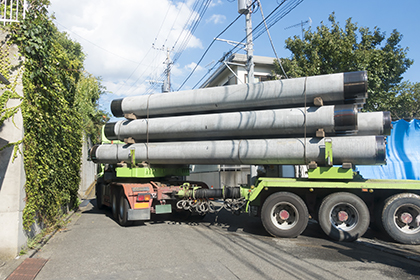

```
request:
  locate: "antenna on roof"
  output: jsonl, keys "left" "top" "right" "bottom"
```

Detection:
{"left": 285, "top": 17, "right": 312, "bottom": 39}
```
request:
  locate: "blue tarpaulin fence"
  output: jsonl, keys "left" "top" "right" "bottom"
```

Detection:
{"left": 357, "top": 119, "right": 420, "bottom": 180}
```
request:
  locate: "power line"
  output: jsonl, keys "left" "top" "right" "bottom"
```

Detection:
{"left": 253, "top": 0, "right": 304, "bottom": 40}
{"left": 113, "top": 46, "right": 153, "bottom": 95}
{"left": 257, "top": 0, "right": 288, "bottom": 78}
{"left": 54, "top": 20, "right": 141, "bottom": 65}
{"left": 120, "top": 0, "right": 207, "bottom": 96}
{"left": 140, "top": 0, "right": 212, "bottom": 95}
{"left": 153, "top": 2, "right": 173, "bottom": 46}
{"left": 187, "top": 0, "right": 304, "bottom": 89}
{"left": 176, "top": 9, "right": 244, "bottom": 91}
{"left": 171, "top": 0, "right": 212, "bottom": 66}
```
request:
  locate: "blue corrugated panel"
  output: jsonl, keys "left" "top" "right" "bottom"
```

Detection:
{"left": 357, "top": 119, "right": 420, "bottom": 180}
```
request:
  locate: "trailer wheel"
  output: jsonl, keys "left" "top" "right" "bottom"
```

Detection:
{"left": 261, "top": 192, "right": 309, "bottom": 238}
{"left": 318, "top": 192, "right": 369, "bottom": 242}
{"left": 381, "top": 193, "right": 420, "bottom": 245}
{"left": 111, "top": 189, "right": 119, "bottom": 220}
{"left": 118, "top": 188, "right": 131, "bottom": 226}
{"left": 96, "top": 180, "right": 105, "bottom": 210}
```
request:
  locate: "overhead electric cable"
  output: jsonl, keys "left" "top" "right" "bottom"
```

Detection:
{"left": 163, "top": 0, "right": 186, "bottom": 47}
{"left": 257, "top": 0, "right": 288, "bottom": 78}
{"left": 113, "top": 46, "right": 153, "bottom": 95}
{"left": 176, "top": 6, "right": 245, "bottom": 91}
{"left": 154, "top": 2, "right": 172, "bottom": 46}
{"left": 131, "top": 0, "right": 212, "bottom": 95}
{"left": 54, "top": 21, "right": 141, "bottom": 65}
{"left": 171, "top": 0, "right": 212, "bottom": 65}
{"left": 190, "top": 0, "right": 303, "bottom": 89}
{"left": 123, "top": 0, "right": 203, "bottom": 95}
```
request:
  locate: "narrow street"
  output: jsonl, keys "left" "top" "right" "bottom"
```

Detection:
{"left": 18, "top": 199, "right": 420, "bottom": 280}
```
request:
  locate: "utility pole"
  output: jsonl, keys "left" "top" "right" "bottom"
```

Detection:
{"left": 239, "top": 0, "right": 257, "bottom": 183}
{"left": 162, "top": 48, "right": 172, "bottom": 92}
{"left": 239, "top": 0, "right": 254, "bottom": 84}
{"left": 152, "top": 44, "right": 172, "bottom": 93}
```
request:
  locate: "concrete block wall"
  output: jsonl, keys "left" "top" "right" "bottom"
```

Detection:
{"left": 79, "top": 135, "right": 97, "bottom": 198}
{"left": 0, "top": 30, "right": 26, "bottom": 261}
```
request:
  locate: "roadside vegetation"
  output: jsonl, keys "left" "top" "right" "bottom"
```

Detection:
{"left": 0, "top": 0, "right": 108, "bottom": 232}
{"left": 275, "top": 13, "right": 419, "bottom": 120}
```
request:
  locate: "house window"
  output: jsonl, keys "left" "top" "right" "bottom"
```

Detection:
{"left": 244, "top": 74, "right": 273, "bottom": 83}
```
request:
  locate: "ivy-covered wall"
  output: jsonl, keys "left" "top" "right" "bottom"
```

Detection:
{"left": 10, "top": 8, "right": 83, "bottom": 230}
{"left": 0, "top": 1, "right": 108, "bottom": 241}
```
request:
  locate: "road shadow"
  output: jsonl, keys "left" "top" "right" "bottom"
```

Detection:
{"left": 82, "top": 198, "right": 416, "bottom": 242}
{"left": 83, "top": 197, "right": 420, "bottom": 275}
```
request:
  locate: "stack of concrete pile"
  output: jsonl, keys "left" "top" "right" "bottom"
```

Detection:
{"left": 90, "top": 71, "right": 391, "bottom": 167}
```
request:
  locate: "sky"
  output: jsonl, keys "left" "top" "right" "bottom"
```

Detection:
{"left": 48, "top": 0, "right": 420, "bottom": 116}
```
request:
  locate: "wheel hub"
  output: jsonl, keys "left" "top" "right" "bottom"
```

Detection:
{"left": 400, "top": 212, "right": 413, "bottom": 224}
{"left": 329, "top": 203, "right": 359, "bottom": 232}
{"left": 270, "top": 201, "right": 299, "bottom": 231}
{"left": 338, "top": 210, "right": 349, "bottom": 222}
{"left": 279, "top": 209, "right": 290, "bottom": 220}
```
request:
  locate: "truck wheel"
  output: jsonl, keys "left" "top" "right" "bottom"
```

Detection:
{"left": 111, "top": 189, "right": 119, "bottom": 220}
{"left": 96, "top": 181, "right": 105, "bottom": 210}
{"left": 261, "top": 192, "right": 309, "bottom": 238}
{"left": 118, "top": 188, "right": 131, "bottom": 226}
{"left": 318, "top": 192, "right": 369, "bottom": 242}
{"left": 381, "top": 193, "right": 420, "bottom": 245}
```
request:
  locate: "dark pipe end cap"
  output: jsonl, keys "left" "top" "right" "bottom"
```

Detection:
{"left": 89, "top": 144, "right": 99, "bottom": 163}
{"left": 104, "top": 122, "right": 117, "bottom": 140}
{"left": 383, "top": 111, "right": 392, "bottom": 136}
{"left": 111, "top": 99, "right": 124, "bottom": 117}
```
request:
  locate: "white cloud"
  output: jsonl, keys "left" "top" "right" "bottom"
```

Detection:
{"left": 185, "top": 62, "right": 204, "bottom": 72}
{"left": 49, "top": 0, "right": 204, "bottom": 100}
{"left": 206, "top": 14, "right": 226, "bottom": 24}
{"left": 209, "top": 0, "right": 223, "bottom": 8}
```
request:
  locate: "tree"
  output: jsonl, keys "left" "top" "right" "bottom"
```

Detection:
{"left": 390, "top": 81, "right": 420, "bottom": 120}
{"left": 75, "top": 73, "right": 109, "bottom": 144}
{"left": 275, "top": 13, "right": 413, "bottom": 115}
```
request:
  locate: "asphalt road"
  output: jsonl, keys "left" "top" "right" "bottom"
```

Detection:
{"left": 27, "top": 200, "right": 420, "bottom": 280}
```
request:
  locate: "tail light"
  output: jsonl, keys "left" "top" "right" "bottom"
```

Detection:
{"left": 137, "top": 194, "right": 151, "bottom": 202}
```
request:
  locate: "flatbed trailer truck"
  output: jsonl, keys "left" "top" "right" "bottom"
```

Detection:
{"left": 93, "top": 141, "right": 420, "bottom": 245}
{"left": 91, "top": 71, "right": 420, "bottom": 244}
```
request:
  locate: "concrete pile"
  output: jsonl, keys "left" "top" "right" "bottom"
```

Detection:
{"left": 90, "top": 71, "right": 391, "bottom": 167}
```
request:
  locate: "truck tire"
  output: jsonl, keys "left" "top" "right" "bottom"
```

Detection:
{"left": 96, "top": 181, "right": 105, "bottom": 210}
{"left": 261, "top": 192, "right": 309, "bottom": 238}
{"left": 318, "top": 192, "right": 369, "bottom": 242}
{"left": 111, "top": 188, "right": 119, "bottom": 220}
{"left": 381, "top": 193, "right": 420, "bottom": 245}
{"left": 118, "top": 188, "right": 132, "bottom": 226}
